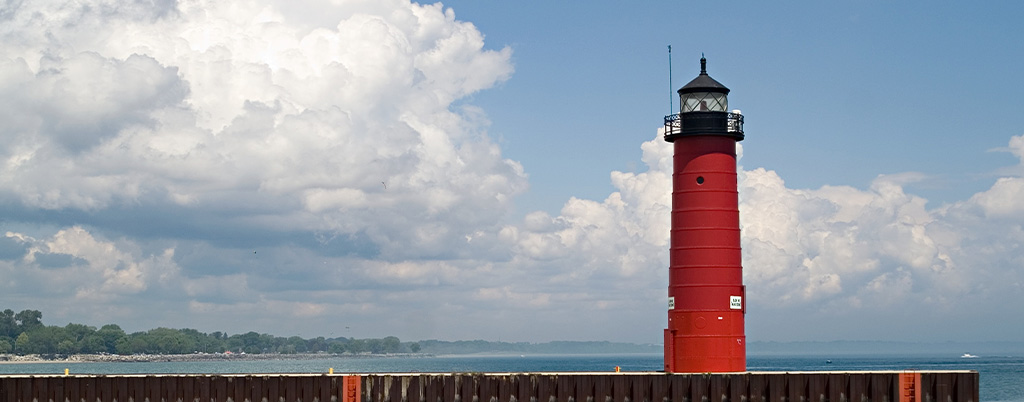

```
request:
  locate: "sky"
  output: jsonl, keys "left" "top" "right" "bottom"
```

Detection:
{"left": 0, "top": 0, "right": 1022, "bottom": 345}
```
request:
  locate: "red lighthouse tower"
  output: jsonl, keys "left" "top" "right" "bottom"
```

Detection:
{"left": 663, "top": 56, "right": 745, "bottom": 373}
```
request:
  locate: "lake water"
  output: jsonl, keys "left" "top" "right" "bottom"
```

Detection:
{"left": 1, "top": 354, "right": 1021, "bottom": 402}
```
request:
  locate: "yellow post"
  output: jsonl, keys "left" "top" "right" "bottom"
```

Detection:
{"left": 64, "top": 368, "right": 69, "bottom": 376}
{"left": 329, "top": 368, "right": 334, "bottom": 375}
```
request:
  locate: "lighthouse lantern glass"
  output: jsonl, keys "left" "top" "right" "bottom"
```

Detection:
{"left": 681, "top": 92, "right": 728, "bottom": 113}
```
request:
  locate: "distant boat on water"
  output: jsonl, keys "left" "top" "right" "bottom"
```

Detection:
{"left": 961, "top": 353, "right": 978, "bottom": 358}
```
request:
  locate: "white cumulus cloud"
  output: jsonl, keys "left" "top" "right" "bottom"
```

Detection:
{"left": 502, "top": 133, "right": 1024, "bottom": 341}
{"left": 0, "top": 0, "right": 523, "bottom": 260}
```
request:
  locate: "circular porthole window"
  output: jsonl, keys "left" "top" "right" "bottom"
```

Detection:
{"left": 696, "top": 176, "right": 705, "bottom": 184}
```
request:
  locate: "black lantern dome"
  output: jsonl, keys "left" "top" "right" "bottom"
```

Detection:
{"left": 678, "top": 57, "right": 729, "bottom": 112}
{"left": 664, "top": 56, "right": 744, "bottom": 142}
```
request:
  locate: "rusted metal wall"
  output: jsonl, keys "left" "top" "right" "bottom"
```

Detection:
{"left": 363, "top": 372, "right": 978, "bottom": 402}
{"left": 0, "top": 374, "right": 354, "bottom": 402}
{"left": 0, "top": 372, "right": 978, "bottom": 402}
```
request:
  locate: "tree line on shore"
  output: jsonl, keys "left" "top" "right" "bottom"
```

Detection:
{"left": 0, "top": 309, "right": 418, "bottom": 356}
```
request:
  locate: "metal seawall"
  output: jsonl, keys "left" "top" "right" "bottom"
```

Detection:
{"left": 1, "top": 371, "right": 978, "bottom": 402}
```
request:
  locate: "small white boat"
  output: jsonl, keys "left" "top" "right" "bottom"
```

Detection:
{"left": 961, "top": 353, "right": 978, "bottom": 358}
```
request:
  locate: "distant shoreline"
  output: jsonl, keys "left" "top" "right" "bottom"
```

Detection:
{"left": 0, "top": 352, "right": 427, "bottom": 365}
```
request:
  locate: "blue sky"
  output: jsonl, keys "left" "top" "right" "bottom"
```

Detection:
{"left": 0, "top": 0, "right": 1022, "bottom": 345}
{"left": 445, "top": 1, "right": 1023, "bottom": 214}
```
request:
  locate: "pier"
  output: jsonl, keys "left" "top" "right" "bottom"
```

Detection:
{"left": 1, "top": 371, "right": 978, "bottom": 402}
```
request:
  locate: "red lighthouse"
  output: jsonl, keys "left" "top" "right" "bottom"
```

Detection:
{"left": 663, "top": 56, "right": 745, "bottom": 373}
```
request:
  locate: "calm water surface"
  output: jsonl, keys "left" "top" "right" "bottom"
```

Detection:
{"left": 1, "top": 354, "right": 1021, "bottom": 402}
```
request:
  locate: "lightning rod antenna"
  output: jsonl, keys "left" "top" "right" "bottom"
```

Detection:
{"left": 668, "top": 45, "right": 673, "bottom": 115}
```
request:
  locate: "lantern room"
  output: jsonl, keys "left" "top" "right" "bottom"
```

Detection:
{"left": 664, "top": 56, "right": 743, "bottom": 142}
